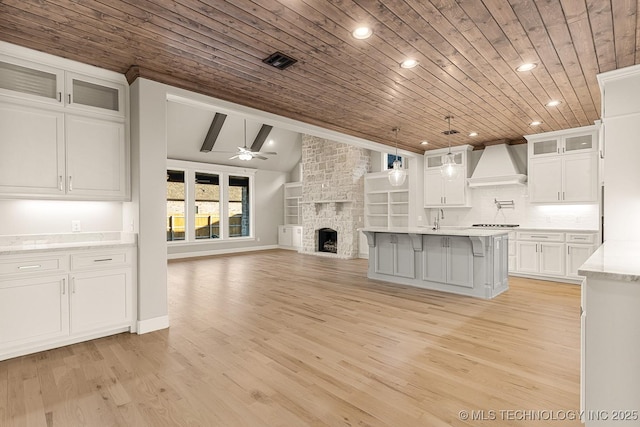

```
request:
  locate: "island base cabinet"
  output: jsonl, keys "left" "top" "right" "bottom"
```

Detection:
{"left": 70, "top": 269, "right": 132, "bottom": 334}
{"left": 0, "top": 275, "right": 69, "bottom": 348}
{"left": 423, "top": 236, "right": 473, "bottom": 288}
{"left": 583, "top": 278, "right": 640, "bottom": 426}
{"left": 374, "top": 233, "right": 415, "bottom": 279}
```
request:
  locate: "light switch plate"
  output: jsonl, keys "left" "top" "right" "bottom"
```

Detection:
{"left": 71, "top": 220, "right": 81, "bottom": 232}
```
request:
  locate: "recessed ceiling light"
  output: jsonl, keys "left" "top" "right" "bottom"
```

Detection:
{"left": 400, "top": 59, "right": 419, "bottom": 69}
{"left": 530, "top": 120, "right": 542, "bottom": 126}
{"left": 469, "top": 132, "right": 478, "bottom": 137}
{"left": 420, "top": 140, "right": 429, "bottom": 145}
{"left": 352, "top": 26, "right": 372, "bottom": 39}
{"left": 546, "top": 100, "right": 561, "bottom": 107}
{"left": 516, "top": 63, "right": 537, "bottom": 72}
{"left": 268, "top": 139, "right": 274, "bottom": 145}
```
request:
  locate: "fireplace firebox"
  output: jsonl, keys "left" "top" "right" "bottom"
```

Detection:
{"left": 317, "top": 228, "right": 338, "bottom": 253}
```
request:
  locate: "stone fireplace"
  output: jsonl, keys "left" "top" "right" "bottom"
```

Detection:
{"left": 301, "top": 135, "right": 370, "bottom": 259}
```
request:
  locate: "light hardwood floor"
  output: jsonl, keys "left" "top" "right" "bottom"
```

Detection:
{"left": 0, "top": 249, "right": 582, "bottom": 426}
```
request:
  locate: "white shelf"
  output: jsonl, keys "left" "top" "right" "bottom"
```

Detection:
{"left": 283, "top": 182, "right": 302, "bottom": 225}
{"left": 364, "top": 171, "right": 409, "bottom": 228}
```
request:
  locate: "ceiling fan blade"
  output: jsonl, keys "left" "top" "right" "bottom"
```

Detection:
{"left": 229, "top": 154, "right": 240, "bottom": 160}
{"left": 253, "top": 154, "right": 268, "bottom": 160}
{"left": 257, "top": 151, "right": 277, "bottom": 155}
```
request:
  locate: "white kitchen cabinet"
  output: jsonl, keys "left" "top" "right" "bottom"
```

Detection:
{"left": 423, "top": 235, "right": 473, "bottom": 288}
{"left": 515, "top": 231, "right": 566, "bottom": 276}
{"left": 0, "top": 274, "right": 69, "bottom": 348}
{"left": 0, "top": 55, "right": 125, "bottom": 118}
{"left": 567, "top": 244, "right": 597, "bottom": 277}
{"left": 278, "top": 225, "right": 303, "bottom": 250}
{"left": 0, "top": 48, "right": 129, "bottom": 201}
{"left": 526, "top": 125, "right": 599, "bottom": 204}
{"left": 424, "top": 145, "right": 472, "bottom": 208}
{"left": 0, "top": 103, "right": 65, "bottom": 196}
{"left": 0, "top": 246, "right": 135, "bottom": 361}
{"left": 70, "top": 268, "right": 132, "bottom": 334}
{"left": 65, "top": 115, "right": 127, "bottom": 198}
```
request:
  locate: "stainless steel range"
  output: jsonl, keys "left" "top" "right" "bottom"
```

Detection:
{"left": 471, "top": 224, "right": 520, "bottom": 228}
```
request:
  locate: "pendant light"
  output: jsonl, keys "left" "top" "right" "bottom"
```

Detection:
{"left": 440, "top": 115, "right": 460, "bottom": 180}
{"left": 388, "top": 127, "right": 406, "bottom": 187}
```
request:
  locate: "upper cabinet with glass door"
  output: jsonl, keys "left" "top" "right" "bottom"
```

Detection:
{"left": 527, "top": 125, "right": 598, "bottom": 158}
{"left": 0, "top": 55, "right": 125, "bottom": 118}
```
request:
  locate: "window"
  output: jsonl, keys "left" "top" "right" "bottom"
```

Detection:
{"left": 166, "top": 170, "right": 185, "bottom": 241}
{"left": 195, "top": 172, "right": 220, "bottom": 240}
{"left": 228, "top": 175, "right": 250, "bottom": 237}
{"left": 166, "top": 159, "right": 255, "bottom": 243}
{"left": 384, "top": 153, "right": 404, "bottom": 170}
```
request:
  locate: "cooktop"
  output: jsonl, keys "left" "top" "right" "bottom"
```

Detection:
{"left": 471, "top": 224, "right": 520, "bottom": 228}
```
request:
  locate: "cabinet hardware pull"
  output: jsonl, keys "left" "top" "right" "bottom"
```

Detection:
{"left": 72, "top": 278, "right": 76, "bottom": 294}
{"left": 57, "top": 92, "right": 62, "bottom": 102}
{"left": 68, "top": 93, "right": 71, "bottom": 104}
{"left": 59, "top": 175, "right": 63, "bottom": 191}
{"left": 562, "top": 191, "right": 565, "bottom": 200}
{"left": 18, "top": 264, "right": 41, "bottom": 269}
{"left": 62, "top": 278, "right": 66, "bottom": 295}
{"left": 94, "top": 258, "right": 113, "bottom": 262}
{"left": 530, "top": 235, "right": 548, "bottom": 238}
{"left": 540, "top": 244, "right": 543, "bottom": 253}
{"left": 573, "top": 237, "right": 587, "bottom": 240}
{"left": 68, "top": 176, "right": 73, "bottom": 191}
{"left": 557, "top": 192, "right": 560, "bottom": 200}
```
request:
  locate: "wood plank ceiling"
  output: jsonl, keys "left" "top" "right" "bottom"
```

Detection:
{"left": 0, "top": 0, "right": 638, "bottom": 153}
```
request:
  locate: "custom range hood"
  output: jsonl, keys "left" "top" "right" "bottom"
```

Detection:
{"left": 467, "top": 143, "right": 527, "bottom": 187}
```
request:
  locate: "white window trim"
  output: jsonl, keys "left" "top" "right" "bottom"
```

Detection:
{"left": 382, "top": 153, "right": 405, "bottom": 170}
{"left": 167, "top": 159, "right": 256, "bottom": 244}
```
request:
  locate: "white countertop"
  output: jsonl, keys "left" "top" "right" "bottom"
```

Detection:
{"left": 578, "top": 241, "right": 640, "bottom": 282}
{"left": 0, "top": 232, "right": 137, "bottom": 255}
{"left": 360, "top": 226, "right": 509, "bottom": 237}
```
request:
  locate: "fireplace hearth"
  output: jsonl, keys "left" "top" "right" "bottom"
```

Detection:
{"left": 317, "top": 228, "right": 338, "bottom": 254}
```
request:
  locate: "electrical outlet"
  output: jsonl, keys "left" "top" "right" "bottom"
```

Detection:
{"left": 71, "top": 220, "right": 81, "bottom": 232}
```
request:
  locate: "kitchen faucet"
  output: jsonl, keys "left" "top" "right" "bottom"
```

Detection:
{"left": 433, "top": 209, "right": 444, "bottom": 230}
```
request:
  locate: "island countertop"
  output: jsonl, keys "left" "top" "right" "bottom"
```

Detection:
{"left": 578, "top": 241, "right": 640, "bottom": 282}
{"left": 359, "top": 226, "right": 509, "bottom": 238}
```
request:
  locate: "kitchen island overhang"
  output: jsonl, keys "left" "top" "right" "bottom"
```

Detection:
{"left": 360, "top": 227, "right": 509, "bottom": 299}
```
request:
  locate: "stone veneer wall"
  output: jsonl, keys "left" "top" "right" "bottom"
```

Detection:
{"left": 301, "top": 135, "right": 370, "bottom": 258}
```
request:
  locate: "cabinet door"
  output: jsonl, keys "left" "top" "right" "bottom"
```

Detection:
{"left": 0, "top": 275, "right": 69, "bottom": 348}
{"left": 516, "top": 241, "right": 539, "bottom": 273}
{"left": 530, "top": 138, "right": 560, "bottom": 157}
{"left": 539, "top": 243, "right": 565, "bottom": 276}
{"left": 529, "top": 157, "right": 563, "bottom": 203}
{"left": 0, "top": 103, "right": 65, "bottom": 196}
{"left": 65, "top": 72, "right": 125, "bottom": 117}
{"left": 278, "top": 226, "right": 292, "bottom": 247}
{"left": 291, "top": 227, "right": 303, "bottom": 248}
{"left": 0, "top": 57, "right": 64, "bottom": 105}
{"left": 562, "top": 153, "right": 598, "bottom": 202}
{"left": 394, "top": 234, "right": 415, "bottom": 279}
{"left": 65, "top": 115, "right": 127, "bottom": 199}
{"left": 424, "top": 171, "right": 444, "bottom": 207}
{"left": 70, "top": 269, "right": 131, "bottom": 334}
{"left": 442, "top": 173, "right": 466, "bottom": 205}
{"left": 447, "top": 236, "right": 473, "bottom": 288}
{"left": 567, "top": 244, "right": 596, "bottom": 277}
{"left": 422, "top": 236, "right": 446, "bottom": 283}
{"left": 374, "top": 234, "right": 395, "bottom": 275}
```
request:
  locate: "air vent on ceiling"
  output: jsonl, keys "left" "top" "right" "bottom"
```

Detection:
{"left": 443, "top": 129, "right": 460, "bottom": 135}
{"left": 263, "top": 52, "right": 297, "bottom": 70}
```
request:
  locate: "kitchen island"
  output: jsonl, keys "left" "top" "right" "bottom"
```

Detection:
{"left": 360, "top": 227, "right": 509, "bottom": 299}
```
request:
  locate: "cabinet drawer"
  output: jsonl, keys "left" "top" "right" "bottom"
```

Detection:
{"left": 516, "top": 232, "right": 564, "bottom": 242}
{"left": 71, "top": 250, "right": 131, "bottom": 270}
{"left": 566, "top": 233, "right": 597, "bottom": 244}
{"left": 0, "top": 255, "right": 68, "bottom": 277}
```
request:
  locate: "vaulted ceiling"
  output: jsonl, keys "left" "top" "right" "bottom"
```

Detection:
{"left": 1, "top": 1, "right": 637, "bottom": 153}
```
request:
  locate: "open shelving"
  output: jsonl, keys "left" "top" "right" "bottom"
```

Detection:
{"left": 364, "top": 171, "right": 409, "bottom": 228}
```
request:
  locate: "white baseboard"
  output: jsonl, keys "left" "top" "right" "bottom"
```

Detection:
{"left": 137, "top": 315, "right": 170, "bottom": 334}
{"left": 167, "top": 244, "right": 279, "bottom": 260}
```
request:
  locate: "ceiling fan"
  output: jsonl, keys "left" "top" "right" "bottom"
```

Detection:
{"left": 224, "top": 120, "right": 277, "bottom": 161}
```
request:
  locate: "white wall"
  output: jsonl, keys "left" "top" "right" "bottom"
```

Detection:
{"left": 0, "top": 200, "right": 123, "bottom": 235}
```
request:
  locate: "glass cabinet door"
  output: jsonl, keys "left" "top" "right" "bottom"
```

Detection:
{"left": 0, "top": 58, "right": 63, "bottom": 104}
{"left": 66, "top": 72, "right": 125, "bottom": 117}
{"left": 565, "top": 133, "right": 595, "bottom": 153}
{"left": 531, "top": 138, "right": 560, "bottom": 156}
